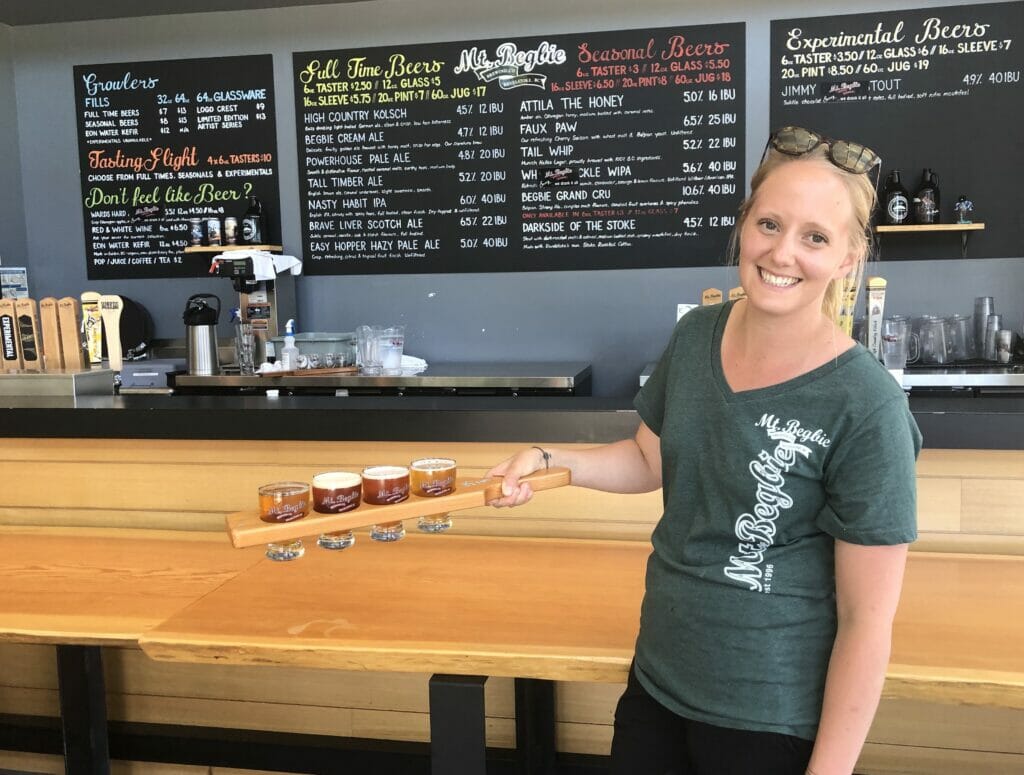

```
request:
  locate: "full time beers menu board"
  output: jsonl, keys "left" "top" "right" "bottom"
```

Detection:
{"left": 74, "top": 55, "right": 280, "bottom": 279}
{"left": 295, "top": 24, "right": 745, "bottom": 274}
{"left": 770, "top": 2, "right": 1023, "bottom": 260}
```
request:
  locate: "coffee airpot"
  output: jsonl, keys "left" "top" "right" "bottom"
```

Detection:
{"left": 183, "top": 293, "right": 221, "bottom": 376}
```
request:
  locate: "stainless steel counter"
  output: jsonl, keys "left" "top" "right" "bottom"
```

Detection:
{"left": 901, "top": 365, "right": 1024, "bottom": 389}
{"left": 172, "top": 361, "right": 592, "bottom": 396}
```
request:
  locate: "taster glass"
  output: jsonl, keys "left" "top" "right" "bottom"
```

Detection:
{"left": 312, "top": 471, "right": 361, "bottom": 550}
{"left": 258, "top": 481, "right": 310, "bottom": 561}
{"left": 362, "top": 465, "right": 409, "bottom": 541}
{"left": 410, "top": 457, "right": 456, "bottom": 533}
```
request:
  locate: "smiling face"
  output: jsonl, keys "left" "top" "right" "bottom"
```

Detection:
{"left": 738, "top": 158, "right": 858, "bottom": 322}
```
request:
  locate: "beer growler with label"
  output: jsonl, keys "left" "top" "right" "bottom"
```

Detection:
{"left": 913, "top": 168, "right": 940, "bottom": 224}
{"left": 882, "top": 170, "right": 910, "bottom": 225}
{"left": 242, "top": 195, "right": 267, "bottom": 245}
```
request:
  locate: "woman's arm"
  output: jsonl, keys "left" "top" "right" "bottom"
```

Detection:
{"left": 487, "top": 421, "right": 662, "bottom": 507}
{"left": 806, "top": 540, "right": 909, "bottom": 775}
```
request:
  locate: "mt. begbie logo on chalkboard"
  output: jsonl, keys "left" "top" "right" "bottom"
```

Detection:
{"left": 454, "top": 41, "right": 566, "bottom": 90}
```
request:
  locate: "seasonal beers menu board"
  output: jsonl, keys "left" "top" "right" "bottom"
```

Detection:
{"left": 295, "top": 23, "right": 745, "bottom": 274}
{"left": 74, "top": 55, "right": 280, "bottom": 279}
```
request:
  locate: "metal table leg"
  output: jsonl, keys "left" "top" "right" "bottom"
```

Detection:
{"left": 428, "top": 674, "right": 487, "bottom": 775}
{"left": 56, "top": 645, "right": 111, "bottom": 775}
{"left": 515, "top": 678, "right": 556, "bottom": 775}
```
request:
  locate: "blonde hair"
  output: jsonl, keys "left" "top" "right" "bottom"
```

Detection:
{"left": 728, "top": 145, "right": 877, "bottom": 323}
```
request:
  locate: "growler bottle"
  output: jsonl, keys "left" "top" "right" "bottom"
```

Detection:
{"left": 882, "top": 170, "right": 910, "bottom": 225}
{"left": 242, "top": 195, "right": 266, "bottom": 245}
{"left": 913, "top": 168, "right": 940, "bottom": 224}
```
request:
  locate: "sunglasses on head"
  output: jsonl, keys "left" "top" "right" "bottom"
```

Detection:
{"left": 768, "top": 126, "right": 881, "bottom": 175}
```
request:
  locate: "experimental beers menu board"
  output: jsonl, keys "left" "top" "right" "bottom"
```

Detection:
{"left": 74, "top": 55, "right": 280, "bottom": 279}
{"left": 770, "top": 2, "right": 1023, "bottom": 259}
{"left": 294, "top": 24, "right": 745, "bottom": 275}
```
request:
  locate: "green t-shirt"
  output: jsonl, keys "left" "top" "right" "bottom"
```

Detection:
{"left": 633, "top": 301, "right": 922, "bottom": 740}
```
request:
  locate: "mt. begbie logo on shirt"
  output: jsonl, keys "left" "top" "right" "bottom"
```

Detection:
{"left": 723, "top": 414, "right": 831, "bottom": 594}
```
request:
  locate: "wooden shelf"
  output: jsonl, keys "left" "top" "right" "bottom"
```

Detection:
{"left": 875, "top": 223, "right": 985, "bottom": 233}
{"left": 183, "top": 244, "right": 283, "bottom": 253}
{"left": 874, "top": 223, "right": 986, "bottom": 258}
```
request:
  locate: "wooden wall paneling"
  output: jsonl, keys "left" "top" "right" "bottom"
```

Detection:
{"left": 0, "top": 642, "right": 56, "bottom": 689}
{"left": 0, "top": 506, "right": 225, "bottom": 531}
{"left": 0, "top": 750, "right": 66, "bottom": 774}
{"left": 0, "top": 437, "right": 572, "bottom": 468}
{"left": 105, "top": 647, "right": 515, "bottom": 717}
{"left": 915, "top": 476, "right": 962, "bottom": 533}
{"left": 913, "top": 532, "right": 1024, "bottom": 555}
{"left": 0, "top": 684, "right": 59, "bottom": 716}
{"left": 869, "top": 698, "right": 1024, "bottom": 753}
{"left": 916, "top": 449, "right": 1024, "bottom": 480}
{"left": 856, "top": 743, "right": 1024, "bottom": 774}
{"left": 0, "top": 752, "right": 302, "bottom": 775}
{"left": 961, "top": 478, "right": 1024, "bottom": 535}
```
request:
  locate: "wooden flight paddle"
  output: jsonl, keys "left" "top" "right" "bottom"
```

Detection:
{"left": 226, "top": 466, "right": 571, "bottom": 549}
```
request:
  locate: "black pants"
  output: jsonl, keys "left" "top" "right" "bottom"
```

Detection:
{"left": 610, "top": 664, "right": 815, "bottom": 775}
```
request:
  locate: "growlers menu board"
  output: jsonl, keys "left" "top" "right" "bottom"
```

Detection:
{"left": 74, "top": 55, "right": 280, "bottom": 279}
{"left": 770, "top": 2, "right": 1023, "bottom": 260}
{"left": 295, "top": 24, "right": 745, "bottom": 275}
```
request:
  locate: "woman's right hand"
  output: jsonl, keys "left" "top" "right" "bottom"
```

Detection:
{"left": 485, "top": 447, "right": 549, "bottom": 508}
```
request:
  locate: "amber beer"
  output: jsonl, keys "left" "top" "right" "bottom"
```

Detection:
{"left": 362, "top": 465, "right": 409, "bottom": 542}
{"left": 258, "top": 482, "right": 310, "bottom": 523}
{"left": 313, "top": 471, "right": 360, "bottom": 550}
{"left": 410, "top": 457, "right": 456, "bottom": 533}
{"left": 361, "top": 465, "right": 410, "bottom": 504}
{"left": 410, "top": 457, "right": 456, "bottom": 496}
{"left": 312, "top": 471, "right": 362, "bottom": 513}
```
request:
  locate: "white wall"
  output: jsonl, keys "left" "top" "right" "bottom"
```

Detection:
{"left": 9, "top": 0, "right": 1024, "bottom": 395}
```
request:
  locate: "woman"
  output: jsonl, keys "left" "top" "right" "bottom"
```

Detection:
{"left": 488, "top": 127, "right": 922, "bottom": 775}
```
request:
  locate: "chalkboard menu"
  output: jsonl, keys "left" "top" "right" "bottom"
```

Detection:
{"left": 294, "top": 24, "right": 745, "bottom": 275}
{"left": 770, "top": 2, "right": 1023, "bottom": 260}
{"left": 74, "top": 55, "right": 280, "bottom": 279}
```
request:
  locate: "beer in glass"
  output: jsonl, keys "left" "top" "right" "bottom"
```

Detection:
{"left": 258, "top": 481, "right": 310, "bottom": 560}
{"left": 362, "top": 465, "right": 409, "bottom": 541}
{"left": 313, "top": 471, "right": 361, "bottom": 550}
{"left": 410, "top": 457, "right": 456, "bottom": 532}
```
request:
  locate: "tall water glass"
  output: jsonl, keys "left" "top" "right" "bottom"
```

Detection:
{"left": 235, "top": 322, "right": 256, "bottom": 375}
{"left": 357, "top": 325, "right": 383, "bottom": 375}
{"left": 945, "top": 314, "right": 972, "bottom": 362}
{"left": 973, "top": 297, "right": 994, "bottom": 360}
{"left": 984, "top": 314, "right": 1004, "bottom": 361}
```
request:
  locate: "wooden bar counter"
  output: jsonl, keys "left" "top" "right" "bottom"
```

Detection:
{"left": 138, "top": 537, "right": 1024, "bottom": 708}
{"left": 2, "top": 397, "right": 1023, "bottom": 773}
{"left": 0, "top": 526, "right": 263, "bottom": 646}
